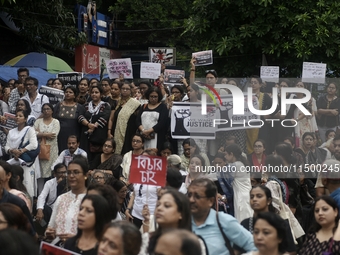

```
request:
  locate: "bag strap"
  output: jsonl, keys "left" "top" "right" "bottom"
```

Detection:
{"left": 216, "top": 210, "right": 235, "bottom": 255}
{"left": 19, "top": 127, "right": 30, "bottom": 148}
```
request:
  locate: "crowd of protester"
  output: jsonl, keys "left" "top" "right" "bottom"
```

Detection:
{"left": 0, "top": 62, "right": 340, "bottom": 255}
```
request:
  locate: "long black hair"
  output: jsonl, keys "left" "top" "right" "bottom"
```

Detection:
{"left": 250, "top": 185, "right": 276, "bottom": 213}
{"left": 225, "top": 143, "right": 249, "bottom": 166}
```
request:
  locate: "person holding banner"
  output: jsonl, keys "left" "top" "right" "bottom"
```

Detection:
{"left": 111, "top": 82, "right": 141, "bottom": 155}
{"left": 137, "top": 87, "right": 169, "bottom": 150}
{"left": 53, "top": 86, "right": 85, "bottom": 152}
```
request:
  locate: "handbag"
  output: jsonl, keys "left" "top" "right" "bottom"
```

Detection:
{"left": 18, "top": 127, "right": 40, "bottom": 164}
{"left": 39, "top": 137, "right": 50, "bottom": 160}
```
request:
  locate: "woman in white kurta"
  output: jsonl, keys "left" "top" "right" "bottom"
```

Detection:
{"left": 5, "top": 109, "right": 40, "bottom": 198}
{"left": 225, "top": 144, "right": 253, "bottom": 222}
{"left": 34, "top": 103, "right": 60, "bottom": 178}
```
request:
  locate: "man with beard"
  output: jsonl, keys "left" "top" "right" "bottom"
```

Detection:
{"left": 188, "top": 178, "right": 256, "bottom": 255}
{"left": 51, "top": 135, "right": 87, "bottom": 170}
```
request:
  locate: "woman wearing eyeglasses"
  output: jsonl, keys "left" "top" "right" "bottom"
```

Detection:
{"left": 45, "top": 157, "right": 88, "bottom": 244}
{"left": 110, "top": 82, "right": 141, "bottom": 155}
{"left": 137, "top": 87, "right": 169, "bottom": 150}
{"left": 89, "top": 138, "right": 122, "bottom": 180}
{"left": 247, "top": 139, "right": 266, "bottom": 172}
{"left": 34, "top": 103, "right": 60, "bottom": 190}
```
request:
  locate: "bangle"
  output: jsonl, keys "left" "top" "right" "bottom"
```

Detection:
{"left": 142, "top": 220, "right": 150, "bottom": 226}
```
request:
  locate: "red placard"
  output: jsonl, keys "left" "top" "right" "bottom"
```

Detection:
{"left": 129, "top": 155, "right": 167, "bottom": 186}
{"left": 40, "top": 241, "right": 80, "bottom": 255}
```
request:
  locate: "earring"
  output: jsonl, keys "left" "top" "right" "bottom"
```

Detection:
{"left": 85, "top": 177, "right": 87, "bottom": 180}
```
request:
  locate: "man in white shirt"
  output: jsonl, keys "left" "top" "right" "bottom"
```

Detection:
{"left": 35, "top": 163, "right": 67, "bottom": 225}
{"left": 51, "top": 135, "right": 87, "bottom": 170}
{"left": 21, "top": 77, "right": 49, "bottom": 118}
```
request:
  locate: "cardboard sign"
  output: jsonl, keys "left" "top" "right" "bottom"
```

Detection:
{"left": 260, "top": 66, "right": 279, "bottom": 83}
{"left": 40, "top": 241, "right": 80, "bottom": 255}
{"left": 129, "top": 155, "right": 167, "bottom": 186}
{"left": 171, "top": 102, "right": 217, "bottom": 139}
{"left": 149, "top": 47, "right": 176, "bottom": 66}
{"left": 164, "top": 69, "right": 185, "bottom": 85}
{"left": 105, "top": 58, "right": 133, "bottom": 79}
{"left": 0, "top": 112, "right": 17, "bottom": 130}
{"left": 192, "top": 50, "right": 213, "bottom": 66}
{"left": 39, "top": 86, "right": 65, "bottom": 106}
{"left": 140, "top": 62, "right": 161, "bottom": 79}
{"left": 57, "top": 72, "right": 83, "bottom": 88}
{"left": 302, "top": 62, "right": 326, "bottom": 84}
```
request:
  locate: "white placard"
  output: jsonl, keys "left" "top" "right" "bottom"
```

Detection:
{"left": 302, "top": 62, "right": 326, "bottom": 84}
{"left": 140, "top": 62, "right": 161, "bottom": 79}
{"left": 105, "top": 58, "right": 133, "bottom": 79}
{"left": 260, "top": 66, "right": 279, "bottom": 83}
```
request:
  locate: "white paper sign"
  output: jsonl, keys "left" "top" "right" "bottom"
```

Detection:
{"left": 192, "top": 50, "right": 213, "bottom": 66}
{"left": 140, "top": 62, "right": 161, "bottom": 79}
{"left": 260, "top": 66, "right": 279, "bottom": 83}
{"left": 105, "top": 58, "right": 133, "bottom": 79}
{"left": 302, "top": 62, "right": 326, "bottom": 83}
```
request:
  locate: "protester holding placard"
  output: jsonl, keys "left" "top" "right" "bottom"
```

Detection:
{"left": 53, "top": 86, "right": 86, "bottom": 152}
{"left": 111, "top": 82, "right": 140, "bottom": 155}
{"left": 316, "top": 82, "right": 340, "bottom": 143}
{"left": 79, "top": 85, "right": 111, "bottom": 162}
{"left": 137, "top": 87, "right": 169, "bottom": 150}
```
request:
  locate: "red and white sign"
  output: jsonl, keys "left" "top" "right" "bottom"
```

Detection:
{"left": 75, "top": 44, "right": 121, "bottom": 75}
{"left": 129, "top": 155, "right": 167, "bottom": 186}
{"left": 40, "top": 241, "right": 80, "bottom": 255}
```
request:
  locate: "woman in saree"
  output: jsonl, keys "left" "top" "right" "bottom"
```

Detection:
{"left": 111, "top": 82, "right": 140, "bottom": 155}
{"left": 89, "top": 138, "right": 122, "bottom": 180}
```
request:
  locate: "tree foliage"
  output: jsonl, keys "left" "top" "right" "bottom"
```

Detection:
{"left": 1, "top": 0, "right": 87, "bottom": 53}
{"left": 109, "top": 0, "right": 192, "bottom": 47}
{"left": 184, "top": 0, "right": 340, "bottom": 77}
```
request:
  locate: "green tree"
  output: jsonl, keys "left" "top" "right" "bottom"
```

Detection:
{"left": 184, "top": 0, "right": 340, "bottom": 77}
{"left": 1, "top": 0, "right": 87, "bottom": 53}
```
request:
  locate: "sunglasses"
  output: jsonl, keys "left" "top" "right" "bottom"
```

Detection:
{"left": 205, "top": 70, "right": 217, "bottom": 76}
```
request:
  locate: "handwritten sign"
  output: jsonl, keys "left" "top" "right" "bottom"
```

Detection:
{"left": 0, "top": 112, "right": 17, "bottom": 130}
{"left": 40, "top": 241, "right": 80, "bottom": 255}
{"left": 164, "top": 69, "right": 185, "bottom": 85}
{"left": 192, "top": 50, "right": 213, "bottom": 66}
{"left": 105, "top": 58, "right": 133, "bottom": 79}
{"left": 57, "top": 72, "right": 83, "bottom": 88}
{"left": 302, "top": 62, "right": 326, "bottom": 83}
{"left": 140, "top": 62, "right": 161, "bottom": 79}
{"left": 260, "top": 66, "right": 279, "bottom": 83}
{"left": 39, "top": 86, "right": 65, "bottom": 106}
{"left": 129, "top": 155, "right": 167, "bottom": 186}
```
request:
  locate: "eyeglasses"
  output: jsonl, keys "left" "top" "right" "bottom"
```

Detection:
{"left": 103, "top": 144, "right": 113, "bottom": 148}
{"left": 132, "top": 140, "right": 142, "bottom": 143}
{"left": 205, "top": 69, "right": 216, "bottom": 74}
{"left": 187, "top": 192, "right": 207, "bottom": 200}
{"left": 67, "top": 170, "right": 83, "bottom": 176}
